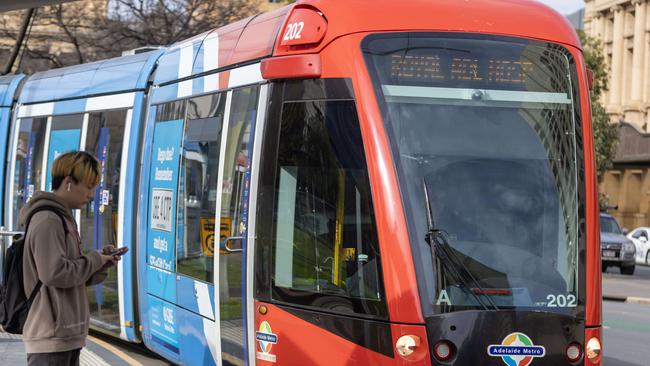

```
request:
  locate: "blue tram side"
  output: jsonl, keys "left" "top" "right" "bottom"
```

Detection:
{"left": 136, "top": 17, "right": 276, "bottom": 364}
{"left": 2, "top": 9, "right": 281, "bottom": 365}
{"left": 0, "top": 74, "right": 25, "bottom": 228}
{"left": 2, "top": 50, "right": 163, "bottom": 342}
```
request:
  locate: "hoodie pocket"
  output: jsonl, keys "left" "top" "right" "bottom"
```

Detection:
{"left": 53, "top": 287, "right": 87, "bottom": 338}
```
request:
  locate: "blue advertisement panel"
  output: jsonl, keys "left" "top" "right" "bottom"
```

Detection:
{"left": 147, "top": 265, "right": 176, "bottom": 301}
{"left": 148, "top": 295, "right": 180, "bottom": 354}
{"left": 45, "top": 129, "right": 81, "bottom": 191}
{"left": 147, "top": 119, "right": 183, "bottom": 273}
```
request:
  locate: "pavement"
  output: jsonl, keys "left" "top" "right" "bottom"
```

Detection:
{"left": 602, "top": 264, "right": 650, "bottom": 305}
{"left": 1, "top": 266, "right": 647, "bottom": 365}
{"left": 0, "top": 331, "right": 141, "bottom": 366}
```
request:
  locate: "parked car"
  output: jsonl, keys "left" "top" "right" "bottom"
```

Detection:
{"left": 627, "top": 227, "right": 650, "bottom": 266}
{"left": 600, "top": 213, "right": 636, "bottom": 275}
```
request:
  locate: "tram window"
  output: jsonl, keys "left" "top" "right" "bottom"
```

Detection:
{"left": 81, "top": 109, "right": 127, "bottom": 249}
{"left": 363, "top": 33, "right": 583, "bottom": 312}
{"left": 155, "top": 99, "right": 186, "bottom": 122}
{"left": 176, "top": 93, "right": 226, "bottom": 283}
{"left": 12, "top": 117, "right": 48, "bottom": 225}
{"left": 265, "top": 98, "right": 388, "bottom": 318}
{"left": 46, "top": 114, "right": 84, "bottom": 191}
{"left": 81, "top": 109, "right": 127, "bottom": 332}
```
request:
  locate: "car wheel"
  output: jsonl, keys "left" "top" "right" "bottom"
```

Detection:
{"left": 621, "top": 264, "right": 635, "bottom": 275}
{"left": 602, "top": 264, "right": 607, "bottom": 272}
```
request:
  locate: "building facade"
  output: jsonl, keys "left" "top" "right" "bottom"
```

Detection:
{"left": 585, "top": 0, "right": 650, "bottom": 229}
{"left": 0, "top": 1, "right": 108, "bottom": 73}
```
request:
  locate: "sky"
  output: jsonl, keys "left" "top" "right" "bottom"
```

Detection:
{"left": 536, "top": 0, "right": 585, "bottom": 14}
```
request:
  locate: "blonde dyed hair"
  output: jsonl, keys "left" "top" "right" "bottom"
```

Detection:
{"left": 51, "top": 151, "right": 101, "bottom": 190}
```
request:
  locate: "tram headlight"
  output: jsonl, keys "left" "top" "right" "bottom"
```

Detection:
{"left": 586, "top": 337, "right": 601, "bottom": 362}
{"left": 395, "top": 335, "right": 420, "bottom": 357}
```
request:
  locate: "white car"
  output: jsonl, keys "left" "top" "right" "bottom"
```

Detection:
{"left": 627, "top": 227, "right": 650, "bottom": 265}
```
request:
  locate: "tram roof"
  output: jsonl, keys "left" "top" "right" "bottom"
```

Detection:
{"left": 280, "top": 0, "right": 580, "bottom": 53}
{"left": 19, "top": 49, "right": 164, "bottom": 105}
{"left": 152, "top": 6, "right": 289, "bottom": 86}
{"left": 153, "top": 0, "right": 579, "bottom": 86}
{"left": 0, "top": 74, "right": 24, "bottom": 108}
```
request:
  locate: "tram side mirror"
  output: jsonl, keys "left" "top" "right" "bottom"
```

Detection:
{"left": 223, "top": 236, "right": 243, "bottom": 253}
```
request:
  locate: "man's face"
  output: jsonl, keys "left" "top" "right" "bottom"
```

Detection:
{"left": 67, "top": 180, "right": 97, "bottom": 209}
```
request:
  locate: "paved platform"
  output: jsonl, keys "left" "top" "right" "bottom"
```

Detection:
{"left": 0, "top": 330, "right": 134, "bottom": 365}
{"left": 602, "top": 264, "right": 650, "bottom": 304}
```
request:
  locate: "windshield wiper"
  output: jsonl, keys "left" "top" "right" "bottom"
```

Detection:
{"left": 422, "top": 178, "right": 499, "bottom": 311}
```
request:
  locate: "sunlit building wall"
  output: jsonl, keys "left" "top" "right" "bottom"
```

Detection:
{"left": 585, "top": 0, "right": 650, "bottom": 229}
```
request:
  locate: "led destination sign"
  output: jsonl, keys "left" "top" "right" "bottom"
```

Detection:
{"left": 390, "top": 54, "right": 535, "bottom": 86}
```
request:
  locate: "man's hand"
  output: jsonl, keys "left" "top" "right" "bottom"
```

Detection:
{"left": 99, "top": 245, "right": 124, "bottom": 268}
{"left": 100, "top": 254, "right": 119, "bottom": 268}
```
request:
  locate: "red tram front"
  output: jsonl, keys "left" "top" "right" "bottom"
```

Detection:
{"left": 252, "top": 1, "right": 601, "bottom": 365}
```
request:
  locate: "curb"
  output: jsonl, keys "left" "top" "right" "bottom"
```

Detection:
{"left": 626, "top": 296, "right": 650, "bottom": 305}
{"left": 603, "top": 295, "right": 650, "bottom": 304}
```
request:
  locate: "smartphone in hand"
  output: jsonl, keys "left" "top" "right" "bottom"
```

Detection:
{"left": 109, "top": 247, "right": 128, "bottom": 256}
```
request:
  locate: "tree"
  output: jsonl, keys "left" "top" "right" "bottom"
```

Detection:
{"left": 102, "top": 0, "right": 262, "bottom": 51}
{"left": 577, "top": 30, "right": 619, "bottom": 182}
{"left": 0, "top": 0, "right": 262, "bottom": 73}
{"left": 577, "top": 30, "right": 619, "bottom": 210}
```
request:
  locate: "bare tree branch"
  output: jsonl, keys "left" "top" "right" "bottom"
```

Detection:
{"left": 0, "top": 0, "right": 263, "bottom": 72}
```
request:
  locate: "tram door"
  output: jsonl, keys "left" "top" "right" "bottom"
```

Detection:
{"left": 215, "top": 86, "right": 259, "bottom": 365}
{"left": 145, "top": 85, "right": 259, "bottom": 365}
{"left": 80, "top": 109, "right": 128, "bottom": 335}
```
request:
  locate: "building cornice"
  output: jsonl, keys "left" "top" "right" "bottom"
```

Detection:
{"left": 590, "top": 0, "right": 637, "bottom": 14}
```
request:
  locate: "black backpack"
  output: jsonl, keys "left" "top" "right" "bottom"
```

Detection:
{"left": 0, "top": 206, "right": 67, "bottom": 334}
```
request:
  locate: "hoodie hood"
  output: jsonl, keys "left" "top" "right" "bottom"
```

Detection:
{"left": 18, "top": 191, "right": 75, "bottom": 229}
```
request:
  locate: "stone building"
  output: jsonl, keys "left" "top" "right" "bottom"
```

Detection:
{"left": 1, "top": 0, "right": 279, "bottom": 74}
{"left": 0, "top": 1, "right": 108, "bottom": 73}
{"left": 585, "top": 0, "right": 650, "bottom": 229}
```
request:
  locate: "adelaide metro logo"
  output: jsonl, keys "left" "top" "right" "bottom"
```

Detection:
{"left": 487, "top": 332, "right": 546, "bottom": 366}
{"left": 255, "top": 321, "right": 278, "bottom": 362}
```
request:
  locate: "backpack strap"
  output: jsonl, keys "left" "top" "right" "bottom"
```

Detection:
{"left": 23, "top": 206, "right": 69, "bottom": 302}
{"left": 24, "top": 205, "right": 68, "bottom": 236}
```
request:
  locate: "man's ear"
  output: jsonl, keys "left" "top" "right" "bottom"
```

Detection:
{"left": 61, "top": 176, "right": 74, "bottom": 190}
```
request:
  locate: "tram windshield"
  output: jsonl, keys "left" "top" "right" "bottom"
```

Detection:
{"left": 362, "top": 33, "right": 584, "bottom": 313}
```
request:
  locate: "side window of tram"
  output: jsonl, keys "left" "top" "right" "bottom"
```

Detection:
{"left": 270, "top": 100, "right": 386, "bottom": 315}
{"left": 12, "top": 117, "right": 47, "bottom": 225}
{"left": 80, "top": 109, "right": 127, "bottom": 252}
{"left": 80, "top": 109, "right": 127, "bottom": 332}
{"left": 176, "top": 93, "right": 226, "bottom": 283}
{"left": 45, "top": 114, "right": 84, "bottom": 191}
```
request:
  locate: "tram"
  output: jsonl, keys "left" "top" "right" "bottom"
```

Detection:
{"left": 1, "top": 0, "right": 602, "bottom": 365}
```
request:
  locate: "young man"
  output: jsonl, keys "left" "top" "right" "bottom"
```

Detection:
{"left": 20, "top": 151, "right": 126, "bottom": 366}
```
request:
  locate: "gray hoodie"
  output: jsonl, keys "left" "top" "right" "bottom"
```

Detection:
{"left": 20, "top": 191, "right": 107, "bottom": 353}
